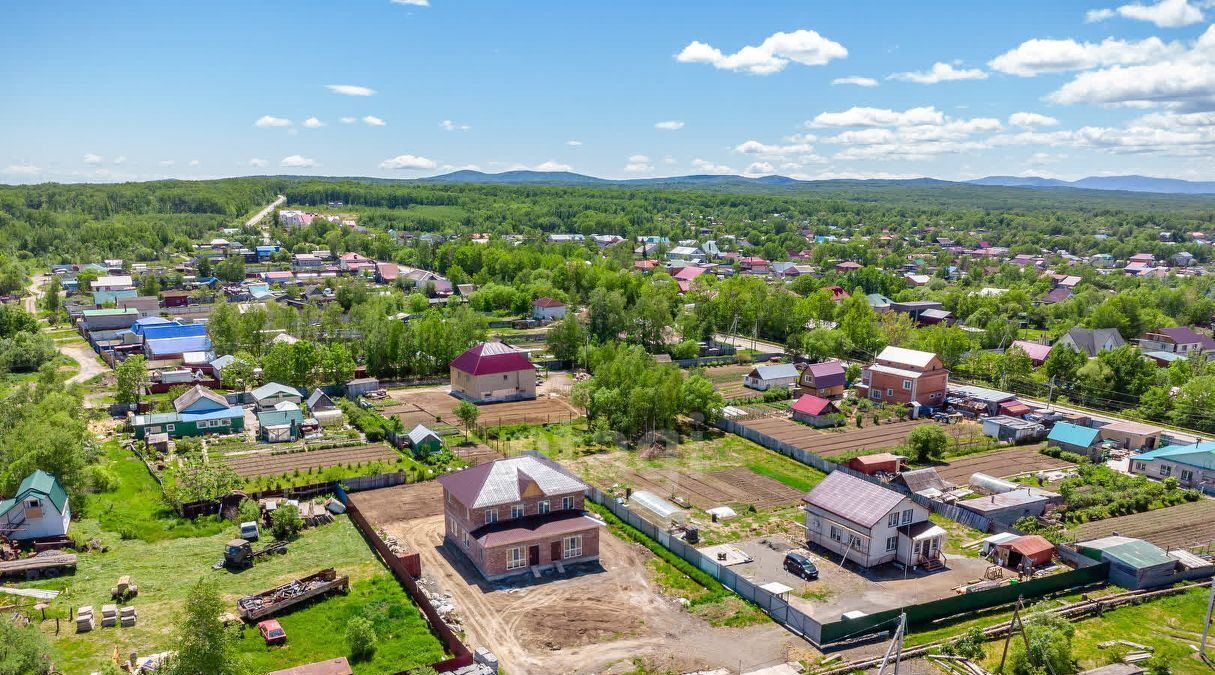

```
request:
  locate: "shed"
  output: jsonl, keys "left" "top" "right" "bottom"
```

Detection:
{"left": 267, "top": 657, "right": 354, "bottom": 675}
{"left": 981, "top": 415, "right": 1044, "bottom": 443}
{"left": 895, "top": 468, "right": 952, "bottom": 496}
{"left": 345, "top": 377, "right": 381, "bottom": 399}
{"left": 957, "top": 488, "right": 1060, "bottom": 524}
{"left": 250, "top": 382, "right": 303, "bottom": 410}
{"left": 980, "top": 532, "right": 1020, "bottom": 556}
{"left": 790, "top": 394, "right": 840, "bottom": 428}
{"left": 305, "top": 390, "right": 343, "bottom": 426}
{"left": 1078, "top": 536, "right": 1180, "bottom": 589}
{"left": 743, "top": 363, "right": 799, "bottom": 392}
{"left": 847, "top": 453, "right": 901, "bottom": 476}
{"left": 1047, "top": 422, "right": 1102, "bottom": 460}
{"left": 995, "top": 535, "right": 1055, "bottom": 570}
{"left": 1098, "top": 420, "right": 1162, "bottom": 451}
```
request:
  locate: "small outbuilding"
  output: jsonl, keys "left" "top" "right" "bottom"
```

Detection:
{"left": 406, "top": 424, "right": 443, "bottom": 456}
{"left": 305, "top": 390, "right": 344, "bottom": 426}
{"left": 345, "top": 377, "right": 381, "bottom": 399}
{"left": 790, "top": 394, "right": 840, "bottom": 428}
{"left": 993, "top": 534, "right": 1055, "bottom": 572}
{"left": 846, "top": 453, "right": 902, "bottom": 476}
{"left": 981, "top": 415, "right": 1044, "bottom": 443}
{"left": 1046, "top": 422, "right": 1102, "bottom": 460}
{"left": 251, "top": 382, "right": 303, "bottom": 411}
{"left": 799, "top": 361, "right": 846, "bottom": 398}
{"left": 1078, "top": 536, "right": 1181, "bottom": 589}
{"left": 0, "top": 470, "right": 71, "bottom": 541}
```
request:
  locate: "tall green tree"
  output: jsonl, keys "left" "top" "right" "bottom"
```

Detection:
{"left": 114, "top": 355, "right": 148, "bottom": 405}
{"left": 164, "top": 580, "right": 248, "bottom": 675}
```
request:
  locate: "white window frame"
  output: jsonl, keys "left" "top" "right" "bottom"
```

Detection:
{"left": 563, "top": 535, "right": 582, "bottom": 559}
{"left": 901, "top": 509, "right": 913, "bottom": 525}
{"left": 537, "top": 500, "right": 550, "bottom": 515}
{"left": 1160, "top": 465, "right": 1172, "bottom": 477}
{"left": 511, "top": 504, "right": 524, "bottom": 519}
{"left": 887, "top": 512, "right": 899, "bottom": 528}
{"left": 506, "top": 546, "right": 525, "bottom": 570}
{"left": 870, "top": 389, "right": 882, "bottom": 401}
{"left": 166, "top": 424, "right": 176, "bottom": 433}
{"left": 886, "top": 388, "right": 894, "bottom": 397}
{"left": 484, "top": 508, "right": 498, "bottom": 525}
{"left": 829, "top": 526, "right": 842, "bottom": 543}
{"left": 902, "top": 380, "right": 911, "bottom": 390}
{"left": 886, "top": 535, "right": 898, "bottom": 552}
{"left": 1182, "top": 469, "right": 1194, "bottom": 482}
{"left": 562, "top": 496, "right": 574, "bottom": 510}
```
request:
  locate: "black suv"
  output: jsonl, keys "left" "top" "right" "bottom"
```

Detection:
{"left": 783, "top": 552, "right": 819, "bottom": 580}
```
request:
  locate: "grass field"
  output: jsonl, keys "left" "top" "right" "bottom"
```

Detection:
{"left": 38, "top": 442, "right": 448, "bottom": 674}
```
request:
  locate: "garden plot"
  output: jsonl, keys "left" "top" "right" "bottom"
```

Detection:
{"left": 1068, "top": 498, "right": 1215, "bottom": 551}
{"left": 936, "top": 446, "right": 1071, "bottom": 485}
{"left": 622, "top": 466, "right": 803, "bottom": 510}
{"left": 702, "top": 363, "right": 760, "bottom": 401}
{"left": 386, "top": 385, "right": 582, "bottom": 428}
{"left": 222, "top": 444, "right": 402, "bottom": 478}
{"left": 738, "top": 417, "right": 961, "bottom": 458}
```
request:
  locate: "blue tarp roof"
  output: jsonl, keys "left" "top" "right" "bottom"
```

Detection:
{"left": 140, "top": 323, "right": 207, "bottom": 341}
{"left": 1047, "top": 422, "right": 1100, "bottom": 448}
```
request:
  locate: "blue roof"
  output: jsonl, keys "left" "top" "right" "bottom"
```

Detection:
{"left": 257, "top": 408, "right": 304, "bottom": 427}
{"left": 134, "top": 317, "right": 171, "bottom": 329}
{"left": 1135, "top": 442, "right": 1215, "bottom": 470}
{"left": 145, "top": 335, "right": 212, "bottom": 357}
{"left": 180, "top": 407, "right": 244, "bottom": 423}
{"left": 1047, "top": 422, "right": 1100, "bottom": 448}
{"left": 256, "top": 246, "right": 279, "bottom": 253}
{"left": 140, "top": 322, "right": 207, "bottom": 341}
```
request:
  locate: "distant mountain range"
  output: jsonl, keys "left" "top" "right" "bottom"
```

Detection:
{"left": 416, "top": 169, "right": 1215, "bottom": 195}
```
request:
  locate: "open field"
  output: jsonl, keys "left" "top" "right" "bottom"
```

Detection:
{"left": 935, "top": 445, "right": 1074, "bottom": 484}
{"left": 385, "top": 385, "right": 582, "bottom": 428}
{"left": 622, "top": 466, "right": 802, "bottom": 510}
{"left": 737, "top": 417, "right": 973, "bottom": 458}
{"left": 1068, "top": 498, "right": 1215, "bottom": 551}
{"left": 221, "top": 444, "right": 402, "bottom": 478}
{"left": 39, "top": 516, "right": 445, "bottom": 675}
{"left": 451, "top": 441, "right": 502, "bottom": 465}
{"left": 702, "top": 363, "right": 757, "bottom": 400}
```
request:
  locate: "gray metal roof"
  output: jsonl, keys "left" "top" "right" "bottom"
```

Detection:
{"left": 437, "top": 454, "right": 588, "bottom": 509}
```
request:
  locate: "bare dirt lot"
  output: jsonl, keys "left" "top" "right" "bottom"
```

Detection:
{"left": 624, "top": 466, "right": 803, "bottom": 509}
{"left": 385, "top": 385, "right": 582, "bottom": 428}
{"left": 1068, "top": 498, "right": 1215, "bottom": 550}
{"left": 348, "top": 480, "right": 444, "bottom": 525}
{"left": 703, "top": 363, "right": 759, "bottom": 400}
{"left": 738, "top": 418, "right": 975, "bottom": 458}
{"left": 729, "top": 535, "right": 994, "bottom": 620}
{"left": 935, "top": 446, "right": 1072, "bottom": 485}
{"left": 381, "top": 513, "right": 801, "bottom": 675}
{"left": 221, "top": 444, "right": 400, "bottom": 478}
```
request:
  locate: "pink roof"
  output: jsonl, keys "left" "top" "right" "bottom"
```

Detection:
{"left": 673, "top": 266, "right": 708, "bottom": 281}
{"left": 741, "top": 256, "right": 769, "bottom": 265}
{"left": 792, "top": 394, "right": 834, "bottom": 416}
{"left": 531, "top": 297, "right": 565, "bottom": 308}
{"left": 375, "top": 262, "right": 399, "bottom": 280}
{"left": 1010, "top": 340, "right": 1052, "bottom": 363}
{"left": 450, "top": 342, "right": 535, "bottom": 376}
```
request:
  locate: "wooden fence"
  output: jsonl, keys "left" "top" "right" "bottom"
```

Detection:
{"left": 340, "top": 489, "right": 476, "bottom": 673}
{"left": 178, "top": 472, "right": 406, "bottom": 518}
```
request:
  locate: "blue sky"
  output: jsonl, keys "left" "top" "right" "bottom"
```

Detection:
{"left": 3, "top": 0, "right": 1214, "bottom": 183}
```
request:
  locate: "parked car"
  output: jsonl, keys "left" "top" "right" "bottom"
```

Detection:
{"left": 258, "top": 619, "right": 286, "bottom": 645}
{"left": 783, "top": 551, "right": 819, "bottom": 580}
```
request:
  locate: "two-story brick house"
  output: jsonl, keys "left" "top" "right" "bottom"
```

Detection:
{"left": 855, "top": 346, "right": 948, "bottom": 409}
{"left": 436, "top": 453, "right": 600, "bottom": 580}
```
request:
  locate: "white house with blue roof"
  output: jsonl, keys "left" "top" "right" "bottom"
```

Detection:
{"left": 0, "top": 470, "right": 70, "bottom": 541}
{"left": 1130, "top": 442, "right": 1215, "bottom": 492}
{"left": 1046, "top": 422, "right": 1103, "bottom": 460}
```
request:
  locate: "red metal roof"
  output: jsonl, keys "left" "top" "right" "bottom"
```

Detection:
{"left": 473, "top": 511, "right": 599, "bottom": 548}
{"left": 531, "top": 297, "right": 565, "bottom": 308}
{"left": 792, "top": 394, "right": 834, "bottom": 416}
{"left": 449, "top": 342, "right": 535, "bottom": 376}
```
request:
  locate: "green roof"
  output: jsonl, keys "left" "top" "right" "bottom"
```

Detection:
{"left": 82, "top": 307, "right": 140, "bottom": 317}
{"left": 1081, "top": 536, "right": 1174, "bottom": 569}
{"left": 0, "top": 470, "right": 68, "bottom": 519}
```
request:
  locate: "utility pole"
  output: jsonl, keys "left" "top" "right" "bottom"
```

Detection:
{"left": 876, "top": 612, "right": 906, "bottom": 674}
{"left": 1201, "top": 580, "right": 1215, "bottom": 658}
{"left": 1046, "top": 376, "right": 1056, "bottom": 411}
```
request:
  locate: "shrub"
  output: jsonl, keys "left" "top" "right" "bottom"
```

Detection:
{"left": 236, "top": 498, "right": 260, "bottom": 524}
{"left": 269, "top": 503, "right": 303, "bottom": 540}
{"left": 87, "top": 464, "right": 119, "bottom": 493}
{"left": 345, "top": 616, "right": 378, "bottom": 661}
{"left": 907, "top": 425, "right": 948, "bottom": 463}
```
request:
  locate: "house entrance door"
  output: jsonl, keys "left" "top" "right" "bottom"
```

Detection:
{"left": 528, "top": 545, "right": 540, "bottom": 566}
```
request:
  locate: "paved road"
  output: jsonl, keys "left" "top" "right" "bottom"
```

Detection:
{"left": 246, "top": 194, "right": 285, "bottom": 244}
{"left": 712, "top": 332, "right": 786, "bottom": 355}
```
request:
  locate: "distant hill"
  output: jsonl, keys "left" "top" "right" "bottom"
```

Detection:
{"left": 968, "top": 174, "right": 1215, "bottom": 195}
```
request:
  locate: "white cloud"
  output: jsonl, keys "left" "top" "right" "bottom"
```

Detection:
{"left": 390, "top": 0, "right": 429, "bottom": 5}
{"left": 362, "top": 115, "right": 387, "bottom": 126}
{"left": 340, "top": 117, "right": 357, "bottom": 124}
{"left": 379, "top": 154, "right": 438, "bottom": 170}
{"left": 2, "top": 164, "right": 40, "bottom": 176}
{"left": 326, "top": 84, "right": 376, "bottom": 96}
{"left": 809, "top": 106, "right": 945, "bottom": 128}
{"left": 248, "top": 158, "right": 269, "bottom": 168}
{"left": 566, "top": 140, "right": 583, "bottom": 147}
{"left": 188, "top": 159, "right": 200, "bottom": 167}
{"left": 734, "top": 139, "right": 816, "bottom": 156}
{"left": 159, "top": 160, "right": 176, "bottom": 167}
{"left": 440, "top": 119, "right": 470, "bottom": 132}
{"left": 655, "top": 120, "right": 685, "bottom": 130}
{"left": 888, "top": 62, "right": 987, "bottom": 84}
{"left": 534, "top": 160, "right": 572, "bottom": 172}
{"left": 303, "top": 117, "right": 325, "bottom": 128}
{"left": 1009, "top": 112, "right": 1060, "bottom": 127}
{"left": 255, "top": 115, "right": 292, "bottom": 128}
{"left": 744, "top": 161, "right": 775, "bottom": 175}
{"left": 280, "top": 155, "right": 318, "bottom": 168}
{"left": 629, "top": 154, "right": 650, "bottom": 162}
{"left": 82, "top": 153, "right": 103, "bottom": 165}
{"left": 675, "top": 29, "right": 847, "bottom": 75}
{"left": 1046, "top": 26, "right": 1215, "bottom": 109}
{"left": 112, "top": 156, "right": 126, "bottom": 165}
{"left": 690, "top": 158, "right": 735, "bottom": 174}
{"left": 832, "top": 75, "right": 878, "bottom": 87}
{"left": 806, "top": 106, "right": 1003, "bottom": 161}
{"left": 989, "top": 36, "right": 1182, "bottom": 76}
{"left": 1098, "top": 0, "right": 1206, "bottom": 27}
{"left": 624, "top": 156, "right": 654, "bottom": 173}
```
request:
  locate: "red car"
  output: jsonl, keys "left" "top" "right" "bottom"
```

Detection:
{"left": 257, "top": 620, "right": 286, "bottom": 645}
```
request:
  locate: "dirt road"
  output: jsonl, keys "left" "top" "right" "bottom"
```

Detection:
{"left": 389, "top": 514, "right": 800, "bottom": 674}
{"left": 25, "top": 275, "right": 107, "bottom": 386}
